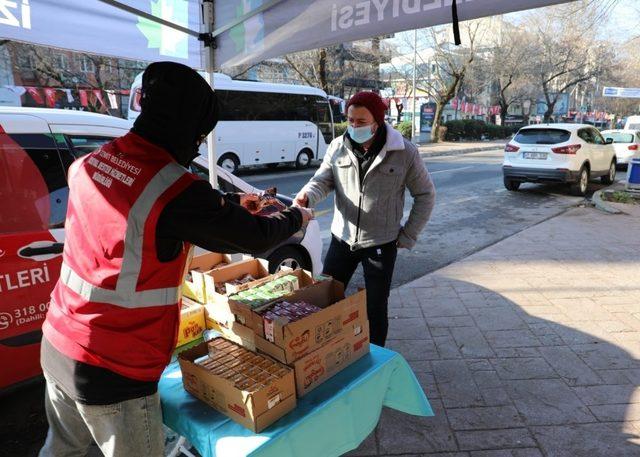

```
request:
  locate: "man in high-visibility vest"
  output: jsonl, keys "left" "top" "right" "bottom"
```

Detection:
{"left": 39, "top": 62, "right": 313, "bottom": 457}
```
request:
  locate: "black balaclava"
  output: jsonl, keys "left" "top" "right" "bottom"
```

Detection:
{"left": 132, "top": 61, "right": 219, "bottom": 167}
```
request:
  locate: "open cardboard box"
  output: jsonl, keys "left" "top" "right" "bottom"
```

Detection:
{"left": 176, "top": 297, "right": 206, "bottom": 348}
{"left": 206, "top": 268, "right": 319, "bottom": 336}
{"left": 207, "top": 279, "right": 368, "bottom": 363}
{"left": 179, "top": 339, "right": 296, "bottom": 433}
{"left": 203, "top": 257, "right": 289, "bottom": 304}
{"left": 183, "top": 252, "right": 246, "bottom": 303}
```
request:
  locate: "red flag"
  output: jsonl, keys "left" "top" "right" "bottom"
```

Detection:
{"left": 93, "top": 90, "right": 106, "bottom": 109}
{"left": 43, "top": 88, "right": 57, "bottom": 108}
{"left": 25, "top": 87, "right": 44, "bottom": 105}
{"left": 79, "top": 90, "right": 89, "bottom": 107}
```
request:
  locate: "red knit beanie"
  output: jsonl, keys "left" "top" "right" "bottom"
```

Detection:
{"left": 346, "top": 91, "right": 387, "bottom": 126}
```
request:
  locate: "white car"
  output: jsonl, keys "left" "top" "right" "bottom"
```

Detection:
{"left": 502, "top": 124, "right": 617, "bottom": 196}
{"left": 601, "top": 129, "right": 640, "bottom": 168}
{"left": 0, "top": 107, "right": 321, "bottom": 393}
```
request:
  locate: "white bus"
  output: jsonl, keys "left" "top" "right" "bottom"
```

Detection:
{"left": 625, "top": 116, "right": 640, "bottom": 131}
{"left": 128, "top": 72, "right": 334, "bottom": 173}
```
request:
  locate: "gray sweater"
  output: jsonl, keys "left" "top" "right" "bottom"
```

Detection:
{"left": 298, "top": 124, "right": 436, "bottom": 250}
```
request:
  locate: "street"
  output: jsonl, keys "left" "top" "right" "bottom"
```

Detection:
{"left": 241, "top": 149, "right": 606, "bottom": 291}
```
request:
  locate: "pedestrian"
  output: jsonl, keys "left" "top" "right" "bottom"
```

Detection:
{"left": 294, "top": 91, "right": 435, "bottom": 346}
{"left": 38, "top": 62, "right": 313, "bottom": 457}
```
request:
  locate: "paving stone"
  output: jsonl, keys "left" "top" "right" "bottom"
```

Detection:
{"left": 428, "top": 316, "right": 477, "bottom": 328}
{"left": 506, "top": 379, "right": 596, "bottom": 425}
{"left": 446, "top": 405, "right": 523, "bottom": 430}
{"left": 588, "top": 403, "right": 640, "bottom": 422}
{"left": 387, "top": 318, "right": 430, "bottom": 340}
{"left": 450, "top": 327, "right": 495, "bottom": 358}
{"left": 466, "top": 359, "right": 493, "bottom": 372}
{"left": 420, "top": 298, "right": 470, "bottom": 318}
{"left": 532, "top": 423, "right": 640, "bottom": 457}
{"left": 491, "top": 358, "right": 557, "bottom": 381}
{"left": 571, "top": 343, "right": 640, "bottom": 370}
{"left": 344, "top": 429, "right": 377, "bottom": 456}
{"left": 538, "top": 346, "right": 603, "bottom": 386}
{"left": 377, "top": 403, "right": 458, "bottom": 454}
{"left": 493, "top": 348, "right": 540, "bottom": 359}
{"left": 478, "top": 386, "right": 513, "bottom": 407}
{"left": 548, "top": 323, "right": 604, "bottom": 345}
{"left": 415, "top": 371, "right": 440, "bottom": 400}
{"left": 470, "top": 450, "right": 543, "bottom": 457}
{"left": 408, "top": 360, "right": 432, "bottom": 373}
{"left": 434, "top": 334, "right": 464, "bottom": 359}
{"left": 456, "top": 428, "right": 536, "bottom": 451}
{"left": 572, "top": 385, "right": 639, "bottom": 405}
{"left": 596, "top": 369, "right": 634, "bottom": 385}
{"left": 432, "top": 360, "right": 485, "bottom": 408}
{"left": 484, "top": 330, "right": 542, "bottom": 349}
{"left": 388, "top": 307, "right": 423, "bottom": 319}
{"left": 473, "top": 371, "right": 504, "bottom": 389}
{"left": 386, "top": 339, "right": 439, "bottom": 361}
{"left": 469, "top": 308, "right": 528, "bottom": 331}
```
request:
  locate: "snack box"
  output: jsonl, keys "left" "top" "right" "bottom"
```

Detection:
{"left": 205, "top": 268, "right": 319, "bottom": 337}
{"left": 183, "top": 252, "right": 245, "bottom": 303}
{"left": 176, "top": 297, "right": 206, "bottom": 347}
{"left": 209, "top": 278, "right": 368, "bottom": 364}
{"left": 179, "top": 337, "right": 296, "bottom": 433}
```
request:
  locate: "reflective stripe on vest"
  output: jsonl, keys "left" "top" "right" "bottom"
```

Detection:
{"left": 60, "top": 162, "right": 187, "bottom": 308}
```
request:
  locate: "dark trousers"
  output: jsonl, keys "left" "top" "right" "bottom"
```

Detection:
{"left": 322, "top": 236, "right": 398, "bottom": 347}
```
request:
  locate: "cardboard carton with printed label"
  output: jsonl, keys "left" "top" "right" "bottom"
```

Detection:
{"left": 206, "top": 267, "right": 319, "bottom": 335}
{"left": 178, "top": 339, "right": 296, "bottom": 433}
{"left": 176, "top": 297, "right": 206, "bottom": 347}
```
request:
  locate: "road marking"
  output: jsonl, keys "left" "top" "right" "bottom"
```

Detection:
{"left": 429, "top": 166, "right": 474, "bottom": 174}
{"left": 495, "top": 189, "right": 507, "bottom": 193}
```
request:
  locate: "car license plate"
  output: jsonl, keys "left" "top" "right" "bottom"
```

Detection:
{"left": 523, "top": 152, "right": 547, "bottom": 160}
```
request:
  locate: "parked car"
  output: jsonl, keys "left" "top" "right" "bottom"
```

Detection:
{"left": 600, "top": 129, "right": 640, "bottom": 168}
{"left": 0, "top": 107, "right": 322, "bottom": 394}
{"left": 502, "top": 124, "right": 617, "bottom": 196}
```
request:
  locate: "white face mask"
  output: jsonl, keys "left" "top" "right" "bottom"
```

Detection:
{"left": 347, "top": 124, "right": 376, "bottom": 144}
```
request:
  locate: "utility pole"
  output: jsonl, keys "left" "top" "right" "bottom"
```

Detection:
{"left": 411, "top": 28, "right": 417, "bottom": 142}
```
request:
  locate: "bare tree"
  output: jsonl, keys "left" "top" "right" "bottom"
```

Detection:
{"left": 487, "top": 24, "right": 537, "bottom": 123}
{"left": 528, "top": 1, "right": 614, "bottom": 122}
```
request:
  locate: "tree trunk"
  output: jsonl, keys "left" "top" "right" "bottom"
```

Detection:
{"left": 499, "top": 103, "right": 509, "bottom": 125}
{"left": 430, "top": 102, "right": 444, "bottom": 143}
{"left": 543, "top": 103, "right": 556, "bottom": 123}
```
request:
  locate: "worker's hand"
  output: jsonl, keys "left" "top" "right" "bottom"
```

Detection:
{"left": 297, "top": 206, "right": 314, "bottom": 228}
{"left": 239, "top": 193, "right": 260, "bottom": 208}
{"left": 293, "top": 192, "right": 309, "bottom": 208}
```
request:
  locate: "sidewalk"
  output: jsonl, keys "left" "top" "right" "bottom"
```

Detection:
{"left": 417, "top": 140, "right": 507, "bottom": 158}
{"left": 351, "top": 204, "right": 640, "bottom": 456}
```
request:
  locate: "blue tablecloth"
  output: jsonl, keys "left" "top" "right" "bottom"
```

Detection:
{"left": 159, "top": 345, "right": 433, "bottom": 457}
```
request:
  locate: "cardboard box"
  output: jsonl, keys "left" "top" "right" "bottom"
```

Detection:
{"left": 179, "top": 340, "right": 296, "bottom": 433}
{"left": 291, "top": 323, "right": 370, "bottom": 397}
{"left": 176, "top": 298, "right": 206, "bottom": 347}
{"left": 203, "top": 258, "right": 274, "bottom": 304}
{"left": 256, "top": 284, "right": 367, "bottom": 364}
{"left": 183, "top": 252, "right": 241, "bottom": 303}
{"left": 206, "top": 268, "right": 319, "bottom": 337}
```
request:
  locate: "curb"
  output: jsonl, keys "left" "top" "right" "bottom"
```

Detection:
{"left": 592, "top": 188, "right": 624, "bottom": 214}
{"left": 417, "top": 144, "right": 504, "bottom": 158}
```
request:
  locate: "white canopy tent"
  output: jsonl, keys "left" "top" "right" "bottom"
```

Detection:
{"left": 0, "top": 0, "right": 578, "bottom": 185}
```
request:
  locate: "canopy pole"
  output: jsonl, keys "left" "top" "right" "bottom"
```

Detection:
{"left": 201, "top": 0, "right": 218, "bottom": 189}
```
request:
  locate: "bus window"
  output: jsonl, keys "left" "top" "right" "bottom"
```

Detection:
{"left": 310, "top": 97, "right": 333, "bottom": 144}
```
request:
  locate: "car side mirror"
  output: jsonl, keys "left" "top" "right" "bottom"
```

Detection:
{"left": 605, "top": 138, "right": 614, "bottom": 144}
